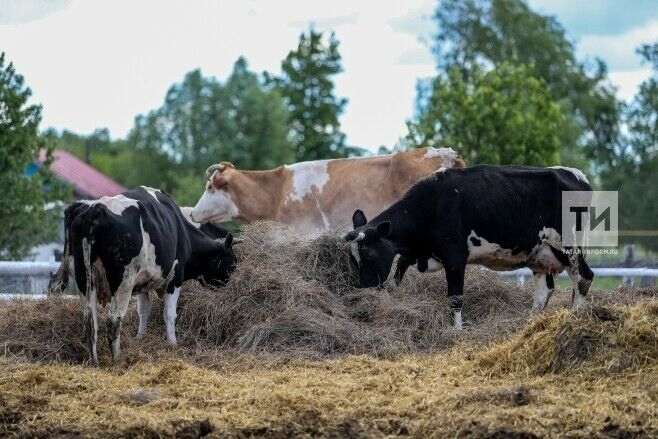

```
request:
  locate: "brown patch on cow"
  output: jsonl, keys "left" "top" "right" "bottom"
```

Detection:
{"left": 211, "top": 171, "right": 229, "bottom": 190}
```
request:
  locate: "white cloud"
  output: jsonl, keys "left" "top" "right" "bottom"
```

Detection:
{"left": 6, "top": 0, "right": 649, "bottom": 153}
{"left": 528, "top": 0, "right": 658, "bottom": 37}
{"left": 0, "top": 0, "right": 71, "bottom": 25}
{"left": 0, "top": 0, "right": 436, "bottom": 151}
{"left": 578, "top": 20, "right": 658, "bottom": 70}
{"left": 608, "top": 68, "right": 652, "bottom": 102}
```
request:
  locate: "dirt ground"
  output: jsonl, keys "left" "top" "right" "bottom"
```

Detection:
{"left": 0, "top": 298, "right": 656, "bottom": 438}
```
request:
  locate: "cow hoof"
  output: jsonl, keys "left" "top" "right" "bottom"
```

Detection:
{"left": 571, "top": 292, "right": 586, "bottom": 312}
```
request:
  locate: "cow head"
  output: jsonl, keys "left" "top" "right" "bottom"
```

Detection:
{"left": 199, "top": 233, "right": 237, "bottom": 287}
{"left": 344, "top": 210, "right": 396, "bottom": 288}
{"left": 190, "top": 162, "right": 239, "bottom": 223}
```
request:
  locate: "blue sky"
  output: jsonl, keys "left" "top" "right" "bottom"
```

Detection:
{"left": 1, "top": 0, "right": 656, "bottom": 152}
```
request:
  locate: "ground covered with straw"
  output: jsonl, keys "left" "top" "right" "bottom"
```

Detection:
{"left": 0, "top": 222, "right": 656, "bottom": 438}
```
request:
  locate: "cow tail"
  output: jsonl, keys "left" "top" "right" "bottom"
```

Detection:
{"left": 82, "top": 204, "right": 106, "bottom": 298}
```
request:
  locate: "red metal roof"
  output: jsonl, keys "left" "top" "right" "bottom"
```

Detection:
{"left": 38, "top": 149, "right": 126, "bottom": 199}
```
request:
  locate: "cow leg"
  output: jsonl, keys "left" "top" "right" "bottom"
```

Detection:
{"left": 136, "top": 292, "right": 152, "bottom": 338}
{"left": 545, "top": 274, "right": 555, "bottom": 307}
{"left": 82, "top": 238, "right": 99, "bottom": 366}
{"left": 394, "top": 256, "right": 412, "bottom": 285}
{"left": 163, "top": 286, "right": 181, "bottom": 345}
{"left": 83, "top": 287, "right": 99, "bottom": 366}
{"left": 444, "top": 259, "right": 466, "bottom": 330}
{"left": 107, "top": 288, "right": 133, "bottom": 361}
{"left": 385, "top": 254, "right": 409, "bottom": 290}
{"left": 532, "top": 273, "right": 554, "bottom": 313}
{"left": 567, "top": 252, "right": 594, "bottom": 311}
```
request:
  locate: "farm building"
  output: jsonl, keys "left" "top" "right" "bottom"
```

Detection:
{"left": 26, "top": 149, "right": 126, "bottom": 262}
{"left": 26, "top": 149, "right": 126, "bottom": 200}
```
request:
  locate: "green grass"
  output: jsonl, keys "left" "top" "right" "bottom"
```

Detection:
{"left": 555, "top": 276, "right": 623, "bottom": 291}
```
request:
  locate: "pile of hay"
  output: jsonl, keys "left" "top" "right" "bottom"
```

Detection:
{"left": 475, "top": 300, "right": 658, "bottom": 376}
{"left": 177, "top": 222, "right": 533, "bottom": 358}
{"left": 1, "top": 221, "right": 647, "bottom": 365}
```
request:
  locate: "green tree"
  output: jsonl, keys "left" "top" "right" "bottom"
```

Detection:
{"left": 270, "top": 29, "right": 361, "bottom": 161}
{"left": 608, "top": 42, "right": 658, "bottom": 251}
{"left": 0, "top": 53, "right": 63, "bottom": 259}
{"left": 408, "top": 64, "right": 562, "bottom": 166}
{"left": 429, "top": 0, "right": 621, "bottom": 171}
{"left": 216, "top": 58, "right": 294, "bottom": 169}
{"left": 129, "top": 58, "right": 293, "bottom": 174}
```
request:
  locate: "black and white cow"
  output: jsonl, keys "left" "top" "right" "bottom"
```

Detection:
{"left": 50, "top": 205, "right": 232, "bottom": 294}
{"left": 345, "top": 165, "right": 595, "bottom": 329}
{"left": 60, "top": 186, "right": 236, "bottom": 365}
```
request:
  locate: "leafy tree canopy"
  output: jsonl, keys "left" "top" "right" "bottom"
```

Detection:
{"left": 268, "top": 28, "right": 362, "bottom": 161}
{"left": 408, "top": 63, "right": 562, "bottom": 166}
{"left": 0, "top": 53, "right": 63, "bottom": 259}
{"left": 130, "top": 58, "right": 294, "bottom": 174}
{"left": 426, "top": 0, "right": 621, "bottom": 170}
{"left": 608, "top": 42, "right": 658, "bottom": 251}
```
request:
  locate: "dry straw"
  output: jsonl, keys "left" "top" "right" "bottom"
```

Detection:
{"left": 0, "top": 222, "right": 537, "bottom": 364}
{"left": 0, "top": 222, "right": 656, "bottom": 437}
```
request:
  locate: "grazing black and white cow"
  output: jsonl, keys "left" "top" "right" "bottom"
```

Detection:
{"left": 50, "top": 205, "right": 232, "bottom": 294}
{"left": 60, "top": 186, "right": 236, "bottom": 365}
{"left": 345, "top": 165, "right": 595, "bottom": 329}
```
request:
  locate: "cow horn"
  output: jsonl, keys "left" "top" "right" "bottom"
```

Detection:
{"left": 205, "top": 164, "right": 222, "bottom": 179}
{"left": 205, "top": 162, "right": 235, "bottom": 179}
{"left": 344, "top": 230, "right": 366, "bottom": 242}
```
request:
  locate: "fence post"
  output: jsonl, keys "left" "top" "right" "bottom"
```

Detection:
{"left": 622, "top": 244, "right": 635, "bottom": 286}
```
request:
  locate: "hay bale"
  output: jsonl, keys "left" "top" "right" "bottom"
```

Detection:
{"left": 475, "top": 301, "right": 658, "bottom": 376}
{"left": 0, "top": 297, "right": 88, "bottom": 362}
{"left": 4, "top": 221, "right": 641, "bottom": 363}
{"left": 176, "top": 222, "right": 533, "bottom": 357}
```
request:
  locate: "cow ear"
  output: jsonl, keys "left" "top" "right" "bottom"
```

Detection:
{"left": 224, "top": 233, "right": 233, "bottom": 250}
{"left": 352, "top": 210, "right": 368, "bottom": 228}
{"left": 376, "top": 221, "right": 391, "bottom": 238}
{"left": 212, "top": 172, "right": 229, "bottom": 190}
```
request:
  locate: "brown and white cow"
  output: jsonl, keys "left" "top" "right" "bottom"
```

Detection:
{"left": 190, "top": 147, "right": 465, "bottom": 234}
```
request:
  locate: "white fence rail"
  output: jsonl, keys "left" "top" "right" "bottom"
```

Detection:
{"left": 0, "top": 262, "right": 656, "bottom": 298}
{"left": 499, "top": 267, "right": 658, "bottom": 285}
{"left": 0, "top": 261, "right": 60, "bottom": 295}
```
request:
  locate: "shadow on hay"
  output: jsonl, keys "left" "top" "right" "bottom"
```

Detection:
{"left": 0, "top": 222, "right": 652, "bottom": 366}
